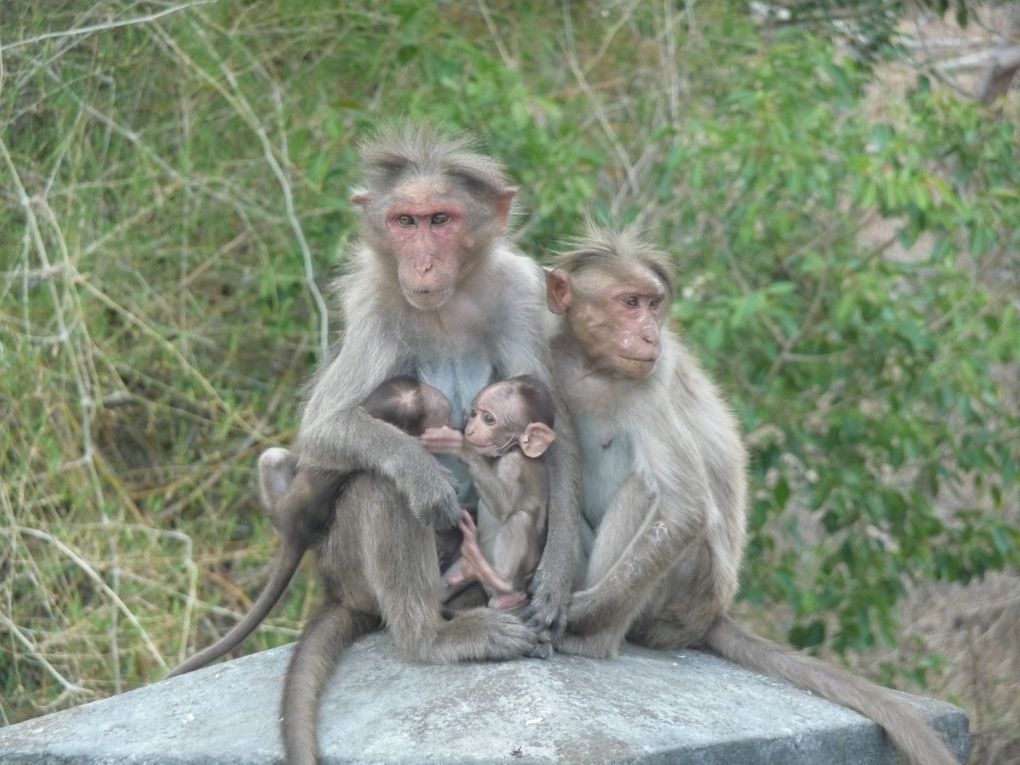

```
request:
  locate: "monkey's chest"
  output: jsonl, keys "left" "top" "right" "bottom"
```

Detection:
{"left": 576, "top": 420, "right": 635, "bottom": 538}
{"left": 417, "top": 346, "right": 495, "bottom": 505}
{"left": 416, "top": 348, "right": 495, "bottom": 427}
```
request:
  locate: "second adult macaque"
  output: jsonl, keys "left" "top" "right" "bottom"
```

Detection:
{"left": 426, "top": 375, "right": 556, "bottom": 610}
{"left": 547, "top": 225, "right": 960, "bottom": 765}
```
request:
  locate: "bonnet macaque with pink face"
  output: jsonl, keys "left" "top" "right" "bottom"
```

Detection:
{"left": 423, "top": 375, "right": 556, "bottom": 610}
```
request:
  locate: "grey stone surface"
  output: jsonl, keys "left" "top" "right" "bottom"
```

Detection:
{"left": 0, "top": 633, "right": 969, "bottom": 764}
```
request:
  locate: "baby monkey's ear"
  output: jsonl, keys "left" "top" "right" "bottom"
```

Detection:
{"left": 519, "top": 422, "right": 556, "bottom": 459}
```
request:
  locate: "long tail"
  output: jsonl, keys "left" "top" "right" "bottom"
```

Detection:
{"left": 282, "top": 604, "right": 379, "bottom": 765}
{"left": 167, "top": 542, "right": 305, "bottom": 678}
{"left": 703, "top": 616, "right": 960, "bottom": 765}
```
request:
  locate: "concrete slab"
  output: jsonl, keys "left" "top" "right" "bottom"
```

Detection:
{"left": 0, "top": 633, "right": 969, "bottom": 764}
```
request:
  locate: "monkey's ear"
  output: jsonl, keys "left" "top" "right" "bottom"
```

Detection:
{"left": 351, "top": 191, "right": 372, "bottom": 210}
{"left": 520, "top": 422, "right": 556, "bottom": 458}
{"left": 545, "top": 268, "right": 573, "bottom": 315}
{"left": 495, "top": 187, "right": 517, "bottom": 229}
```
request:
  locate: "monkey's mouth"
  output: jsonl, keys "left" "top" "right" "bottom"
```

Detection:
{"left": 403, "top": 286, "right": 454, "bottom": 308}
{"left": 616, "top": 355, "right": 658, "bottom": 378}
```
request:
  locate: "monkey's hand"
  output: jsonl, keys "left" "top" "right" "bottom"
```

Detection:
{"left": 522, "top": 568, "right": 569, "bottom": 658}
{"left": 420, "top": 426, "right": 464, "bottom": 457}
{"left": 563, "top": 586, "right": 612, "bottom": 636}
{"left": 552, "top": 589, "right": 629, "bottom": 658}
{"left": 390, "top": 452, "right": 462, "bottom": 530}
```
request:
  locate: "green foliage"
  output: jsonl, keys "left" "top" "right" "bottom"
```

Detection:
{"left": 659, "top": 26, "right": 1019, "bottom": 656}
{"left": 1, "top": 0, "right": 1016, "bottom": 729}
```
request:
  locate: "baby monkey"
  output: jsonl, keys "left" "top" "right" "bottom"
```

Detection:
{"left": 426, "top": 375, "right": 557, "bottom": 611}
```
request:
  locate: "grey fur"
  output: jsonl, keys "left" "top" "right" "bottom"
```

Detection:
{"left": 275, "top": 126, "right": 578, "bottom": 764}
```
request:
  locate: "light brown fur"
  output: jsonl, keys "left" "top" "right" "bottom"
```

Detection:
{"left": 549, "top": 225, "right": 960, "bottom": 765}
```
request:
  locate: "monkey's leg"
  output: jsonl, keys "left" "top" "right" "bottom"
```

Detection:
{"left": 281, "top": 603, "right": 379, "bottom": 765}
{"left": 629, "top": 544, "right": 730, "bottom": 650}
{"left": 558, "top": 475, "right": 665, "bottom": 658}
{"left": 485, "top": 512, "right": 543, "bottom": 609}
{"left": 363, "top": 483, "right": 539, "bottom": 663}
{"left": 458, "top": 512, "right": 517, "bottom": 595}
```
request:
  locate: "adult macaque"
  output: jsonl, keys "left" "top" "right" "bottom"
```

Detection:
{"left": 166, "top": 376, "right": 456, "bottom": 678}
{"left": 427, "top": 375, "right": 557, "bottom": 610}
{"left": 251, "top": 126, "right": 578, "bottom": 765}
{"left": 546, "top": 225, "right": 959, "bottom": 765}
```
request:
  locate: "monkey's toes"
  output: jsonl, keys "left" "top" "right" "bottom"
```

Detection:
{"left": 485, "top": 612, "right": 541, "bottom": 658}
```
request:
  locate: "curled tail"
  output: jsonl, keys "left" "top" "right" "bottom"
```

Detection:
{"left": 167, "top": 542, "right": 305, "bottom": 678}
{"left": 282, "top": 604, "right": 379, "bottom": 765}
{"left": 703, "top": 615, "right": 961, "bottom": 765}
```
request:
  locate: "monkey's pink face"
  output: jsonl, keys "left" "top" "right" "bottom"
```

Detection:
{"left": 386, "top": 194, "right": 469, "bottom": 310}
{"left": 571, "top": 269, "right": 666, "bottom": 379}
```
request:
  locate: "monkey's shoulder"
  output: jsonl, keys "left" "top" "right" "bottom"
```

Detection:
{"left": 492, "top": 449, "right": 529, "bottom": 484}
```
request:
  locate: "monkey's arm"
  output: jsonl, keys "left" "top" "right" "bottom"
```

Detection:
{"left": 491, "top": 259, "right": 581, "bottom": 634}
{"left": 297, "top": 325, "right": 461, "bottom": 529}
{"left": 524, "top": 387, "right": 581, "bottom": 635}
{"left": 458, "top": 450, "right": 523, "bottom": 524}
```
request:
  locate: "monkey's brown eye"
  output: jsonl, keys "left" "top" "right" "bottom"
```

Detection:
{"left": 431, "top": 213, "right": 451, "bottom": 225}
{"left": 483, "top": 413, "right": 496, "bottom": 426}
{"left": 396, "top": 214, "right": 415, "bottom": 227}
{"left": 468, "top": 408, "right": 477, "bottom": 419}
{"left": 621, "top": 295, "right": 639, "bottom": 308}
{"left": 650, "top": 297, "right": 663, "bottom": 309}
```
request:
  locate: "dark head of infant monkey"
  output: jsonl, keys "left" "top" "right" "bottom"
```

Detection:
{"left": 362, "top": 375, "right": 452, "bottom": 435}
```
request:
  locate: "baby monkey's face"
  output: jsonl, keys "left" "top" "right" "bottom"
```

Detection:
{"left": 464, "top": 384, "right": 521, "bottom": 457}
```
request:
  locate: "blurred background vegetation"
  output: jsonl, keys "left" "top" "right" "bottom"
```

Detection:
{"left": 1, "top": 0, "right": 1018, "bottom": 761}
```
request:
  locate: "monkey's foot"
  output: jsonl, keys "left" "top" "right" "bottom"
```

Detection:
{"left": 490, "top": 592, "right": 527, "bottom": 611}
{"left": 432, "top": 608, "right": 539, "bottom": 661}
{"left": 554, "top": 630, "right": 621, "bottom": 659}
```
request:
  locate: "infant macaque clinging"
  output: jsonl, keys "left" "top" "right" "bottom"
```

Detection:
{"left": 423, "top": 375, "right": 556, "bottom": 611}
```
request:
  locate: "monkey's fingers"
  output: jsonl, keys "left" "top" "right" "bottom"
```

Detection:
{"left": 419, "top": 426, "right": 464, "bottom": 456}
{"left": 523, "top": 569, "right": 569, "bottom": 637}
{"left": 457, "top": 511, "right": 478, "bottom": 537}
{"left": 405, "top": 469, "right": 462, "bottom": 529}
